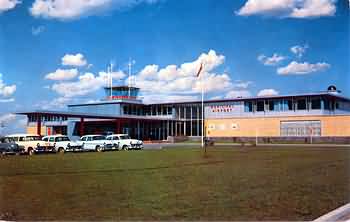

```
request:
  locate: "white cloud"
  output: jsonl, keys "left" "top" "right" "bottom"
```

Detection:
{"left": 35, "top": 97, "right": 73, "bottom": 110}
{"left": 50, "top": 70, "right": 126, "bottom": 97}
{"left": 0, "top": 113, "right": 27, "bottom": 134}
{"left": 129, "top": 50, "right": 230, "bottom": 99}
{"left": 257, "top": 88, "right": 279, "bottom": 96}
{"left": 142, "top": 94, "right": 199, "bottom": 104}
{"left": 258, "top": 53, "right": 286, "bottom": 66}
{"left": 0, "top": 113, "right": 16, "bottom": 124}
{"left": 290, "top": 44, "right": 308, "bottom": 58}
{"left": 31, "top": 25, "right": 45, "bottom": 35}
{"left": 47, "top": 50, "right": 235, "bottom": 104}
{"left": 98, "top": 70, "right": 126, "bottom": 80}
{"left": 62, "top": 53, "right": 87, "bottom": 67}
{"left": 30, "top": 0, "right": 160, "bottom": 20}
{"left": 210, "top": 95, "right": 223, "bottom": 100}
{"left": 0, "top": 74, "right": 16, "bottom": 97}
{"left": 236, "top": 0, "right": 336, "bottom": 18}
{"left": 45, "top": 68, "right": 78, "bottom": 81}
{"left": 289, "top": 0, "right": 336, "bottom": 18}
{"left": 225, "top": 90, "right": 251, "bottom": 99}
{"left": 0, "top": 98, "right": 15, "bottom": 103}
{"left": 277, "top": 61, "right": 330, "bottom": 75}
{"left": 0, "top": 0, "right": 20, "bottom": 13}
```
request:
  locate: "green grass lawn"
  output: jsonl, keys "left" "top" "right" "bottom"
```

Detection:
{"left": 0, "top": 146, "right": 349, "bottom": 221}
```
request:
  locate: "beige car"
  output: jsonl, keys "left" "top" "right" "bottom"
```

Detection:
{"left": 6, "top": 134, "right": 52, "bottom": 155}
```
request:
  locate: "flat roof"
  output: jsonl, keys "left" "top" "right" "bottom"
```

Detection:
{"left": 67, "top": 91, "right": 350, "bottom": 107}
{"left": 16, "top": 110, "right": 171, "bottom": 121}
{"left": 149, "top": 92, "right": 350, "bottom": 106}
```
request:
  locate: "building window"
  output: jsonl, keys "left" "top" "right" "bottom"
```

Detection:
{"left": 282, "top": 99, "right": 293, "bottom": 111}
{"left": 311, "top": 98, "right": 321, "bottom": 110}
{"left": 280, "top": 120, "right": 321, "bottom": 137}
{"left": 268, "top": 100, "right": 281, "bottom": 111}
{"left": 257, "top": 101, "right": 265, "bottom": 112}
{"left": 244, "top": 101, "right": 253, "bottom": 112}
{"left": 297, "top": 99, "right": 307, "bottom": 110}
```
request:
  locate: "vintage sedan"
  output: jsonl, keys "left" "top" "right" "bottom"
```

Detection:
{"left": 78, "top": 135, "right": 116, "bottom": 152}
{"left": 106, "top": 134, "right": 143, "bottom": 150}
{"left": 6, "top": 134, "right": 53, "bottom": 155}
{"left": 0, "top": 137, "right": 24, "bottom": 155}
{"left": 42, "top": 135, "right": 83, "bottom": 153}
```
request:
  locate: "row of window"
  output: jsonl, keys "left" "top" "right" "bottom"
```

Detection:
{"left": 244, "top": 98, "right": 337, "bottom": 112}
{"left": 280, "top": 120, "right": 321, "bottom": 136}
{"left": 28, "top": 115, "right": 68, "bottom": 122}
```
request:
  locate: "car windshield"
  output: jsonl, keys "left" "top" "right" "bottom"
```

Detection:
{"left": 56, "top": 137, "right": 70, "bottom": 142}
{"left": 92, "top": 136, "right": 106, "bottom": 140}
{"left": 26, "top": 136, "right": 41, "bottom": 141}
{"left": 120, "top": 135, "right": 130, "bottom": 140}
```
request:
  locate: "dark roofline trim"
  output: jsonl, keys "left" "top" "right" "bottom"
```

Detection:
{"left": 15, "top": 111, "right": 169, "bottom": 121}
{"left": 67, "top": 92, "right": 350, "bottom": 107}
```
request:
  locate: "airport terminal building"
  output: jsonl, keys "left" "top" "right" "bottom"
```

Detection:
{"left": 18, "top": 86, "right": 350, "bottom": 143}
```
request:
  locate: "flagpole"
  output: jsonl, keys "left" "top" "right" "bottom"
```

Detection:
{"left": 201, "top": 70, "right": 204, "bottom": 149}
{"left": 195, "top": 62, "right": 205, "bottom": 150}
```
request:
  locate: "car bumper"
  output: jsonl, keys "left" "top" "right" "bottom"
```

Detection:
{"left": 103, "top": 144, "right": 118, "bottom": 150}
{"left": 129, "top": 144, "right": 143, "bottom": 149}
{"left": 66, "top": 146, "right": 84, "bottom": 152}
{"left": 1, "top": 148, "right": 25, "bottom": 154}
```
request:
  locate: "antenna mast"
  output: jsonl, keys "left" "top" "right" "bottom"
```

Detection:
{"left": 110, "top": 61, "right": 114, "bottom": 98}
{"left": 128, "top": 58, "right": 132, "bottom": 97}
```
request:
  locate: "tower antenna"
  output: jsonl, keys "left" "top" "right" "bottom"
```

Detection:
{"left": 110, "top": 61, "right": 114, "bottom": 98}
{"left": 128, "top": 58, "right": 132, "bottom": 97}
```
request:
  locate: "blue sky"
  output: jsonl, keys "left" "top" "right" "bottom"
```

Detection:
{"left": 0, "top": 0, "right": 349, "bottom": 129}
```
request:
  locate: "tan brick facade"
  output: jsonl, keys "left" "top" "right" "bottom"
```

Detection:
{"left": 205, "top": 115, "right": 350, "bottom": 137}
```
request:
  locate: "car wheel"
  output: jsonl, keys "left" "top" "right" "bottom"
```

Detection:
{"left": 96, "top": 146, "right": 102, "bottom": 152}
{"left": 58, "top": 147, "right": 65, "bottom": 154}
{"left": 28, "top": 148, "right": 35, "bottom": 156}
{"left": 122, "top": 145, "right": 128, "bottom": 151}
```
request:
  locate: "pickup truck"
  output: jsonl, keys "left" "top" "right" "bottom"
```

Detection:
{"left": 78, "top": 135, "right": 117, "bottom": 152}
{"left": 106, "top": 134, "right": 143, "bottom": 150}
{"left": 6, "top": 134, "right": 53, "bottom": 155}
{"left": 42, "top": 135, "right": 83, "bottom": 153}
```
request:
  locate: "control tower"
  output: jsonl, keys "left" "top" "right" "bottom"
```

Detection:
{"left": 104, "top": 86, "right": 140, "bottom": 101}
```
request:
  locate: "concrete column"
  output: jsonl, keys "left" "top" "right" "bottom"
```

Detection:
{"left": 137, "top": 121, "right": 140, "bottom": 140}
{"left": 79, "top": 117, "right": 84, "bottom": 137}
{"left": 190, "top": 106, "right": 193, "bottom": 136}
{"left": 175, "top": 121, "right": 177, "bottom": 136}
{"left": 167, "top": 120, "right": 169, "bottom": 139}
{"left": 37, "top": 114, "right": 42, "bottom": 136}
{"left": 197, "top": 106, "right": 200, "bottom": 136}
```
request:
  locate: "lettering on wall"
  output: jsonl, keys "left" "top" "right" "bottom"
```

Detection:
{"left": 210, "top": 105, "right": 234, "bottom": 113}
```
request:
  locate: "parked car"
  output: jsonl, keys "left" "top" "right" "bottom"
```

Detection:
{"left": 0, "top": 137, "right": 24, "bottom": 155}
{"left": 42, "top": 135, "right": 83, "bottom": 153}
{"left": 106, "top": 134, "right": 143, "bottom": 150}
{"left": 78, "top": 135, "right": 116, "bottom": 152}
{"left": 6, "top": 134, "right": 53, "bottom": 155}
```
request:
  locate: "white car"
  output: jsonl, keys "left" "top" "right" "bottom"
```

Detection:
{"left": 42, "top": 135, "right": 83, "bottom": 153}
{"left": 6, "top": 134, "right": 53, "bottom": 155}
{"left": 79, "top": 135, "right": 117, "bottom": 152}
{"left": 106, "top": 134, "right": 143, "bottom": 150}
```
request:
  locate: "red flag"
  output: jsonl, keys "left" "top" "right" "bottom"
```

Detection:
{"left": 196, "top": 63, "right": 203, "bottom": 77}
